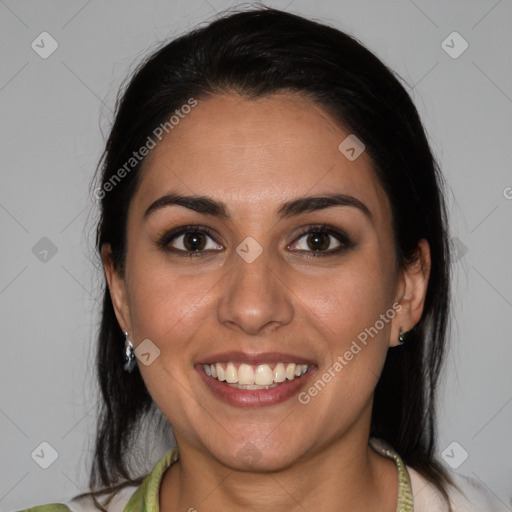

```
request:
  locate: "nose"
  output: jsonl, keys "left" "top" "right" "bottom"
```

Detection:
{"left": 216, "top": 245, "right": 294, "bottom": 336}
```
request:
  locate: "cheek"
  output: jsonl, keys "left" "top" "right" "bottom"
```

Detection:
{"left": 297, "top": 257, "right": 395, "bottom": 347}
{"left": 124, "top": 252, "right": 225, "bottom": 409}
{"left": 295, "top": 286, "right": 393, "bottom": 434}
{"left": 292, "top": 254, "right": 396, "bottom": 411}
{"left": 124, "top": 260, "right": 213, "bottom": 424}
{"left": 126, "top": 249, "right": 216, "bottom": 343}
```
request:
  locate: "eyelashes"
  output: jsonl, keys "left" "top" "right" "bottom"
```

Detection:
{"left": 156, "top": 224, "right": 356, "bottom": 258}
{"left": 287, "top": 225, "right": 356, "bottom": 256}
{"left": 156, "top": 225, "right": 221, "bottom": 256}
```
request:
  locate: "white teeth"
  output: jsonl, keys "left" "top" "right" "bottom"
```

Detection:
{"left": 203, "top": 362, "right": 309, "bottom": 386}
{"left": 225, "top": 362, "right": 237, "bottom": 383}
{"left": 228, "top": 383, "right": 279, "bottom": 390}
{"left": 273, "top": 362, "right": 286, "bottom": 383}
{"left": 216, "top": 363, "right": 225, "bottom": 381}
{"left": 254, "top": 364, "right": 274, "bottom": 386}
{"left": 238, "top": 363, "right": 255, "bottom": 385}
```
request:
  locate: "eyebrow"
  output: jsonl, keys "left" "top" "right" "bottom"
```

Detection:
{"left": 143, "top": 192, "right": 373, "bottom": 223}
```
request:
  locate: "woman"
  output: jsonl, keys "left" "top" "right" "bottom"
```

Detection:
{"left": 19, "top": 6, "right": 503, "bottom": 512}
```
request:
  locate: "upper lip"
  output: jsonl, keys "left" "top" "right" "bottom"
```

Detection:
{"left": 196, "top": 351, "right": 316, "bottom": 366}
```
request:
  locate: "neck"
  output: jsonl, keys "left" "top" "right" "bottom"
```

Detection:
{"left": 159, "top": 430, "right": 399, "bottom": 512}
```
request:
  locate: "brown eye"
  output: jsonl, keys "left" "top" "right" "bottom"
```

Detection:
{"left": 305, "top": 232, "right": 331, "bottom": 251}
{"left": 182, "top": 232, "right": 207, "bottom": 251}
{"left": 157, "top": 225, "right": 223, "bottom": 256}
{"left": 288, "top": 225, "right": 355, "bottom": 257}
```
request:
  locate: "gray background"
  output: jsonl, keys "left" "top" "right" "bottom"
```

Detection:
{"left": 1, "top": 0, "right": 511, "bottom": 510}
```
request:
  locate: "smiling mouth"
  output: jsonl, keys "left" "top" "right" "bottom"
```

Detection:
{"left": 201, "top": 362, "right": 310, "bottom": 389}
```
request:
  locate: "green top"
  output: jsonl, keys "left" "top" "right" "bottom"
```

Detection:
{"left": 19, "top": 438, "right": 413, "bottom": 512}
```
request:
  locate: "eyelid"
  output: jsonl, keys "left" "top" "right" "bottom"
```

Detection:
{"left": 156, "top": 224, "right": 223, "bottom": 252}
{"left": 287, "top": 224, "right": 355, "bottom": 255}
{"left": 157, "top": 223, "right": 355, "bottom": 256}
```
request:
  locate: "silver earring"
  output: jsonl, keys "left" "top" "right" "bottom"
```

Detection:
{"left": 398, "top": 329, "right": 406, "bottom": 344}
{"left": 123, "top": 332, "right": 136, "bottom": 373}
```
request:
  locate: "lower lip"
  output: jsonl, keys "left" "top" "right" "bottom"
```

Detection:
{"left": 196, "top": 365, "right": 316, "bottom": 407}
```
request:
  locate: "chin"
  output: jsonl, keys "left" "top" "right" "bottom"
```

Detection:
{"left": 207, "top": 440, "right": 306, "bottom": 473}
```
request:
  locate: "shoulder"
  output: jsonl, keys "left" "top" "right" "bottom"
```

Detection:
{"left": 14, "top": 485, "right": 137, "bottom": 512}
{"left": 407, "top": 465, "right": 505, "bottom": 511}
{"left": 13, "top": 505, "right": 72, "bottom": 512}
{"left": 66, "top": 486, "right": 137, "bottom": 512}
{"left": 13, "top": 447, "right": 176, "bottom": 512}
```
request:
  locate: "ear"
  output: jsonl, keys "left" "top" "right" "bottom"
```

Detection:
{"left": 389, "top": 238, "right": 431, "bottom": 347}
{"left": 101, "top": 244, "right": 132, "bottom": 335}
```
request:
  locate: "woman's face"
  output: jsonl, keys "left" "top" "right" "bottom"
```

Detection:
{"left": 104, "top": 92, "right": 429, "bottom": 470}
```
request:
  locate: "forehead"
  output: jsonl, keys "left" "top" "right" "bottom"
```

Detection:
{"left": 131, "top": 92, "right": 390, "bottom": 223}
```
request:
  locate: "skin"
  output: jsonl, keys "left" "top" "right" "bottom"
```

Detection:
{"left": 102, "top": 92, "right": 431, "bottom": 512}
